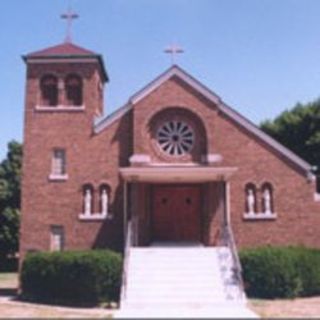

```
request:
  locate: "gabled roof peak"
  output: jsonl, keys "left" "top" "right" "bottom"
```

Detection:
{"left": 25, "top": 42, "right": 97, "bottom": 58}
{"left": 129, "top": 64, "right": 221, "bottom": 105}
{"left": 95, "top": 65, "right": 311, "bottom": 175}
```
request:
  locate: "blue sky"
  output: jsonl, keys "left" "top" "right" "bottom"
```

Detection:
{"left": 1, "top": 0, "right": 320, "bottom": 160}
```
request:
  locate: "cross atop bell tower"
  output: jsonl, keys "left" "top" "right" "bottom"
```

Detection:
{"left": 61, "top": 7, "right": 79, "bottom": 43}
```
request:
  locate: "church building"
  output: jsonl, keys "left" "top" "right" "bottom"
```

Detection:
{"left": 19, "top": 38, "right": 320, "bottom": 262}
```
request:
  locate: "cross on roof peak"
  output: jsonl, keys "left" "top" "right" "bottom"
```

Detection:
{"left": 61, "top": 7, "right": 79, "bottom": 43}
{"left": 164, "top": 44, "right": 184, "bottom": 65}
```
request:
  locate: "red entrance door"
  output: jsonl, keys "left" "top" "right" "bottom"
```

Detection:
{"left": 152, "top": 185, "right": 201, "bottom": 241}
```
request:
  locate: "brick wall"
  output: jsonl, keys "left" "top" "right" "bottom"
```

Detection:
{"left": 20, "top": 61, "right": 320, "bottom": 264}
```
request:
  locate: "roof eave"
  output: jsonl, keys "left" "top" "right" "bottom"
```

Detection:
{"left": 22, "top": 54, "right": 109, "bottom": 83}
{"left": 128, "top": 65, "right": 312, "bottom": 176}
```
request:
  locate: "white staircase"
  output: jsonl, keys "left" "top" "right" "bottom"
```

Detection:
{"left": 116, "top": 244, "right": 258, "bottom": 318}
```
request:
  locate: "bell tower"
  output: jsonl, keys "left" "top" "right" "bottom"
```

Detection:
{"left": 20, "top": 32, "right": 108, "bottom": 257}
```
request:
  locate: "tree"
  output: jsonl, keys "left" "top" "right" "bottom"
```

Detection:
{"left": 261, "top": 99, "right": 320, "bottom": 171}
{"left": 0, "top": 141, "right": 22, "bottom": 260}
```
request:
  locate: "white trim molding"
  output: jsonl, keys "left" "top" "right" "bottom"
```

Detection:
{"left": 120, "top": 166, "right": 238, "bottom": 183}
{"left": 78, "top": 212, "right": 111, "bottom": 221}
{"left": 243, "top": 212, "right": 277, "bottom": 220}
{"left": 201, "top": 153, "right": 223, "bottom": 165}
{"left": 35, "top": 105, "right": 85, "bottom": 112}
{"left": 314, "top": 193, "right": 320, "bottom": 202}
{"left": 129, "top": 154, "right": 151, "bottom": 166}
{"left": 48, "top": 174, "right": 69, "bottom": 181}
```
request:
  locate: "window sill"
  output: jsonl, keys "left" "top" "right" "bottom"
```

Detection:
{"left": 314, "top": 193, "right": 320, "bottom": 202}
{"left": 78, "top": 213, "right": 112, "bottom": 221}
{"left": 35, "top": 105, "right": 85, "bottom": 112}
{"left": 243, "top": 212, "right": 277, "bottom": 220}
{"left": 48, "top": 174, "right": 69, "bottom": 181}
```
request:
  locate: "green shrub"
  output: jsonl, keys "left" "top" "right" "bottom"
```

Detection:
{"left": 240, "top": 246, "right": 302, "bottom": 299}
{"left": 292, "top": 247, "right": 320, "bottom": 297}
{"left": 21, "top": 250, "right": 122, "bottom": 305}
{"left": 240, "top": 246, "right": 320, "bottom": 299}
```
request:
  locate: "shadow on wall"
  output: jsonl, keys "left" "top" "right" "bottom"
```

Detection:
{"left": 93, "top": 110, "right": 133, "bottom": 253}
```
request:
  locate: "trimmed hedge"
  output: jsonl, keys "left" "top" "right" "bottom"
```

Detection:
{"left": 240, "top": 246, "right": 320, "bottom": 299}
{"left": 21, "top": 250, "right": 122, "bottom": 305}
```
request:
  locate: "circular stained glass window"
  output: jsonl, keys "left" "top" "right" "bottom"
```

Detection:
{"left": 157, "top": 120, "right": 194, "bottom": 156}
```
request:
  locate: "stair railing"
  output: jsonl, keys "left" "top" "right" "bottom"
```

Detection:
{"left": 220, "top": 223, "right": 245, "bottom": 300}
{"left": 120, "top": 218, "right": 134, "bottom": 306}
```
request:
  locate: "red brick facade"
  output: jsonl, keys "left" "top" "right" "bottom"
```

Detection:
{"left": 20, "top": 42, "right": 320, "bottom": 261}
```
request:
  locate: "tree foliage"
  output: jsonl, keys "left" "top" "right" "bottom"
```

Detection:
{"left": 0, "top": 141, "right": 22, "bottom": 259}
{"left": 261, "top": 99, "right": 320, "bottom": 170}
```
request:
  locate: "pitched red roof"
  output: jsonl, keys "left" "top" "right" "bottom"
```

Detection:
{"left": 24, "top": 42, "right": 109, "bottom": 82}
{"left": 26, "top": 42, "right": 96, "bottom": 57}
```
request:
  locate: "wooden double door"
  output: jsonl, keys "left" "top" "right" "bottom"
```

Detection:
{"left": 152, "top": 185, "right": 201, "bottom": 242}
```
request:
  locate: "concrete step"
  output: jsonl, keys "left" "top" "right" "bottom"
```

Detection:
{"left": 122, "top": 297, "right": 230, "bottom": 307}
{"left": 127, "top": 271, "right": 222, "bottom": 280}
{"left": 126, "top": 283, "right": 224, "bottom": 289}
{"left": 127, "top": 282, "right": 223, "bottom": 290}
{"left": 118, "top": 245, "right": 256, "bottom": 317}
{"left": 116, "top": 304, "right": 259, "bottom": 318}
{"left": 125, "top": 285, "right": 225, "bottom": 293}
{"left": 124, "top": 294, "right": 227, "bottom": 304}
{"left": 129, "top": 256, "right": 220, "bottom": 263}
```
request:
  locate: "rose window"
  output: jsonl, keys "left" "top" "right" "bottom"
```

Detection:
{"left": 156, "top": 120, "right": 195, "bottom": 156}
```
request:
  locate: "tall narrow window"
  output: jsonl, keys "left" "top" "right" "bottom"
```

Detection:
{"left": 65, "top": 74, "right": 82, "bottom": 106}
{"left": 41, "top": 75, "right": 58, "bottom": 106}
{"left": 50, "top": 225, "right": 64, "bottom": 251}
{"left": 51, "top": 149, "right": 66, "bottom": 176}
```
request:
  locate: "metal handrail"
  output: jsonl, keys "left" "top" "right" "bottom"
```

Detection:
{"left": 120, "top": 219, "right": 133, "bottom": 305}
{"left": 221, "top": 223, "right": 245, "bottom": 298}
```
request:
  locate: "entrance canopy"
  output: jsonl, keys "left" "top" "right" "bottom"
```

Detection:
{"left": 120, "top": 166, "right": 238, "bottom": 183}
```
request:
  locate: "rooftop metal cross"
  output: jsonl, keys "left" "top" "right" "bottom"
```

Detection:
{"left": 164, "top": 44, "right": 184, "bottom": 65}
{"left": 61, "top": 7, "right": 79, "bottom": 43}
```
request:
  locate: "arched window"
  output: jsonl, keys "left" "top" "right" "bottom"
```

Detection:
{"left": 65, "top": 74, "right": 82, "bottom": 106}
{"left": 156, "top": 120, "right": 195, "bottom": 156}
{"left": 82, "top": 184, "right": 94, "bottom": 216}
{"left": 261, "top": 183, "right": 274, "bottom": 214}
{"left": 245, "top": 183, "right": 257, "bottom": 215}
{"left": 40, "top": 74, "right": 58, "bottom": 106}
{"left": 99, "top": 184, "right": 110, "bottom": 217}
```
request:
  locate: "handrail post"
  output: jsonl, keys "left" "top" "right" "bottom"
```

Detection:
{"left": 225, "top": 181, "right": 231, "bottom": 226}
{"left": 123, "top": 181, "right": 127, "bottom": 247}
{"left": 220, "top": 180, "right": 245, "bottom": 300}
